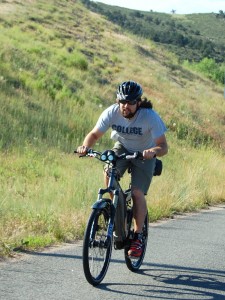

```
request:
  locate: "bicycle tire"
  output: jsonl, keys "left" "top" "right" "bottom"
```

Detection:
{"left": 124, "top": 211, "right": 149, "bottom": 271}
{"left": 83, "top": 207, "right": 112, "bottom": 286}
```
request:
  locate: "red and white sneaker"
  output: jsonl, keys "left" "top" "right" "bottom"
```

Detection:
{"left": 128, "top": 235, "right": 143, "bottom": 257}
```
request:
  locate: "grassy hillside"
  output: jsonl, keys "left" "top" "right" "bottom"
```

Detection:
{"left": 186, "top": 13, "right": 225, "bottom": 45}
{"left": 86, "top": 1, "right": 225, "bottom": 63}
{"left": 0, "top": 0, "right": 225, "bottom": 257}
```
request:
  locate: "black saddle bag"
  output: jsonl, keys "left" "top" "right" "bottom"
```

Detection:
{"left": 153, "top": 158, "right": 163, "bottom": 176}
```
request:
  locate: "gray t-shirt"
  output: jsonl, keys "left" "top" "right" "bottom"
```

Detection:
{"left": 95, "top": 103, "right": 167, "bottom": 152}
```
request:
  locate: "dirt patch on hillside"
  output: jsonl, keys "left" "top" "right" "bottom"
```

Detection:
{"left": 0, "top": 3, "right": 16, "bottom": 15}
{"left": 0, "top": 0, "right": 35, "bottom": 15}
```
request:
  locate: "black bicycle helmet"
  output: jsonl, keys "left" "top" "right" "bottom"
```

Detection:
{"left": 117, "top": 81, "right": 143, "bottom": 101}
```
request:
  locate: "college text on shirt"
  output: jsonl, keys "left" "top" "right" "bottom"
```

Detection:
{"left": 112, "top": 124, "right": 143, "bottom": 135}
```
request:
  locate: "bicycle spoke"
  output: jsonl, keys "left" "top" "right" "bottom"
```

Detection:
{"left": 83, "top": 207, "right": 112, "bottom": 286}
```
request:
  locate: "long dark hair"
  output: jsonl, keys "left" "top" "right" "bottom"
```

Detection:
{"left": 138, "top": 97, "right": 153, "bottom": 109}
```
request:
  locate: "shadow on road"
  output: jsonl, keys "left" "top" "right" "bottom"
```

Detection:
{"left": 99, "top": 263, "right": 225, "bottom": 299}
{"left": 21, "top": 248, "right": 225, "bottom": 299}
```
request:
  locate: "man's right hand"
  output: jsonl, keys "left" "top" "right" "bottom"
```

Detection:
{"left": 75, "top": 145, "right": 88, "bottom": 155}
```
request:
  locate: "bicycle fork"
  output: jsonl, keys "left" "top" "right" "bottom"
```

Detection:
{"left": 91, "top": 188, "right": 118, "bottom": 248}
{"left": 91, "top": 187, "right": 130, "bottom": 249}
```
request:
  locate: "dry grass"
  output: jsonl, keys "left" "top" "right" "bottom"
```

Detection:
{"left": 0, "top": 0, "right": 225, "bottom": 257}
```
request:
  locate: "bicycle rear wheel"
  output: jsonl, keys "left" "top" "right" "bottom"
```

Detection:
{"left": 125, "top": 210, "right": 149, "bottom": 271}
{"left": 83, "top": 207, "right": 112, "bottom": 286}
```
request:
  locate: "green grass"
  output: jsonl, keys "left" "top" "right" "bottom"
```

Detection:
{"left": 0, "top": 0, "right": 225, "bottom": 257}
{"left": 148, "top": 139, "right": 225, "bottom": 221}
{"left": 185, "top": 13, "right": 225, "bottom": 45}
{"left": 1, "top": 140, "right": 224, "bottom": 256}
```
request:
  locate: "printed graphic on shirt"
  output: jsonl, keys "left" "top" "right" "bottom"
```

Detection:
{"left": 112, "top": 124, "right": 143, "bottom": 135}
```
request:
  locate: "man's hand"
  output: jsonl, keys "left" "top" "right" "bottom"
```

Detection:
{"left": 143, "top": 135, "right": 168, "bottom": 159}
{"left": 143, "top": 149, "right": 156, "bottom": 160}
{"left": 75, "top": 145, "right": 88, "bottom": 155}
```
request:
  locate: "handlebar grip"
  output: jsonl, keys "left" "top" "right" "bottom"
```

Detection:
{"left": 125, "top": 151, "right": 143, "bottom": 160}
{"left": 136, "top": 151, "right": 144, "bottom": 159}
{"left": 74, "top": 149, "right": 87, "bottom": 157}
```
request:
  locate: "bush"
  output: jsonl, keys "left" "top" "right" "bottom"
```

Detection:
{"left": 183, "top": 58, "right": 225, "bottom": 85}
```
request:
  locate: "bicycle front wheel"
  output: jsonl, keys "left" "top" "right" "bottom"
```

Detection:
{"left": 83, "top": 208, "right": 112, "bottom": 286}
{"left": 125, "top": 211, "right": 149, "bottom": 272}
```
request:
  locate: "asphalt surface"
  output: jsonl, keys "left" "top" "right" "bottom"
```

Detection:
{"left": 1, "top": 205, "right": 225, "bottom": 300}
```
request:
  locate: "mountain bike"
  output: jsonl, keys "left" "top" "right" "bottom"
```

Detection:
{"left": 75, "top": 148, "right": 149, "bottom": 286}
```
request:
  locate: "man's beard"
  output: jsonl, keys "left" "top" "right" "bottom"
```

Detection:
{"left": 122, "top": 108, "right": 138, "bottom": 119}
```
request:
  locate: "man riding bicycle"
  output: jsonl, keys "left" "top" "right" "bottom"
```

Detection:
{"left": 76, "top": 80, "right": 168, "bottom": 257}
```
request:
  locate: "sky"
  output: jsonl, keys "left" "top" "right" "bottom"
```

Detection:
{"left": 92, "top": 0, "right": 225, "bottom": 14}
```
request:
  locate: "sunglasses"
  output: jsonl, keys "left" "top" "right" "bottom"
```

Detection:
{"left": 119, "top": 99, "right": 138, "bottom": 105}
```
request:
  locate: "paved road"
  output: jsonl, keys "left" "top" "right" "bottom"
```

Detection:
{"left": 1, "top": 205, "right": 225, "bottom": 300}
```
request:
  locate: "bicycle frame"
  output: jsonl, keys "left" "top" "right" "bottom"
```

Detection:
{"left": 75, "top": 149, "right": 144, "bottom": 247}
{"left": 92, "top": 160, "right": 130, "bottom": 247}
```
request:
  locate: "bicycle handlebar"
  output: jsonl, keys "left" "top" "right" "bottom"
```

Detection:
{"left": 74, "top": 148, "right": 143, "bottom": 162}
{"left": 124, "top": 152, "right": 143, "bottom": 160}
